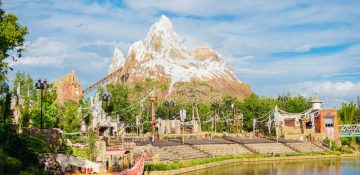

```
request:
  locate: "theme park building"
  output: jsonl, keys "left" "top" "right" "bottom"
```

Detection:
{"left": 55, "top": 71, "right": 82, "bottom": 104}
{"left": 278, "top": 96, "right": 339, "bottom": 140}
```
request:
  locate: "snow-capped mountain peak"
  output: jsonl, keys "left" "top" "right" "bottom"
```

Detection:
{"left": 108, "top": 15, "right": 251, "bottom": 100}
{"left": 144, "top": 15, "right": 184, "bottom": 53}
{"left": 108, "top": 48, "right": 125, "bottom": 74}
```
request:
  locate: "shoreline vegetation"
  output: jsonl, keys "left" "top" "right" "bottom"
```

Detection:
{"left": 144, "top": 151, "right": 360, "bottom": 174}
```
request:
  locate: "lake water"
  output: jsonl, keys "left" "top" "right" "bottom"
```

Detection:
{"left": 183, "top": 158, "right": 360, "bottom": 175}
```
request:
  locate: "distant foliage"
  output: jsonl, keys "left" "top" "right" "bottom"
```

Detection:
{"left": 12, "top": 71, "right": 36, "bottom": 100}
{"left": 277, "top": 95, "right": 311, "bottom": 113}
{"left": 12, "top": 71, "right": 36, "bottom": 129}
{"left": 339, "top": 97, "right": 360, "bottom": 124}
{"left": 236, "top": 93, "right": 311, "bottom": 132}
{"left": 97, "top": 80, "right": 314, "bottom": 134}
{"left": 237, "top": 94, "right": 276, "bottom": 131}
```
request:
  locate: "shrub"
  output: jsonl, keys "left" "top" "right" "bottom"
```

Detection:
{"left": 342, "top": 145, "right": 353, "bottom": 154}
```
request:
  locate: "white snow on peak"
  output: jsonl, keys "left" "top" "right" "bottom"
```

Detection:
{"left": 128, "top": 41, "right": 145, "bottom": 62}
{"left": 121, "top": 15, "right": 242, "bottom": 95}
{"left": 108, "top": 48, "right": 125, "bottom": 74}
{"left": 158, "top": 15, "right": 173, "bottom": 29}
{"left": 144, "top": 15, "right": 183, "bottom": 52}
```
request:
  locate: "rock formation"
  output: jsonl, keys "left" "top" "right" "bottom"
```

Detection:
{"left": 55, "top": 71, "right": 82, "bottom": 104}
{"left": 108, "top": 15, "right": 251, "bottom": 100}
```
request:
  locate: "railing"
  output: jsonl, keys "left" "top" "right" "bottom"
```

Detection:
{"left": 82, "top": 67, "right": 124, "bottom": 95}
{"left": 339, "top": 124, "right": 360, "bottom": 137}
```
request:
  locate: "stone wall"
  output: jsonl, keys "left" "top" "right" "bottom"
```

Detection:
{"left": 55, "top": 71, "right": 82, "bottom": 104}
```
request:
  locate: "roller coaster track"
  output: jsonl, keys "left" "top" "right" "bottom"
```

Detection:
{"left": 82, "top": 67, "right": 129, "bottom": 95}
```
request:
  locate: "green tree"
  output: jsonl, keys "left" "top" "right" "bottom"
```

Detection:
{"left": 339, "top": 101, "right": 357, "bottom": 124}
{"left": 12, "top": 71, "right": 36, "bottom": 99}
{"left": 0, "top": 81, "right": 10, "bottom": 121}
{"left": 58, "top": 100, "right": 80, "bottom": 133}
{"left": 156, "top": 102, "right": 170, "bottom": 119}
{"left": 81, "top": 97, "right": 92, "bottom": 126}
{"left": 133, "top": 78, "right": 167, "bottom": 96}
{"left": 237, "top": 94, "right": 276, "bottom": 131}
{"left": 86, "top": 128, "right": 96, "bottom": 161}
{"left": 12, "top": 71, "right": 36, "bottom": 129}
{"left": 277, "top": 94, "right": 311, "bottom": 113}
{"left": 106, "top": 83, "right": 137, "bottom": 124}
{"left": 30, "top": 84, "right": 59, "bottom": 128}
{"left": 0, "top": 2, "right": 27, "bottom": 81}
{"left": 0, "top": 3, "right": 49, "bottom": 174}
{"left": 356, "top": 96, "right": 360, "bottom": 123}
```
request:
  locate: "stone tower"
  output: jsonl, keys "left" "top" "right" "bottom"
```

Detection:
{"left": 55, "top": 70, "right": 82, "bottom": 104}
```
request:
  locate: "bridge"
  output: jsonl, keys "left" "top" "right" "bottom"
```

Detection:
{"left": 339, "top": 124, "right": 360, "bottom": 137}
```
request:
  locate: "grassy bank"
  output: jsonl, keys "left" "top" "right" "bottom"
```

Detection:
{"left": 144, "top": 151, "right": 343, "bottom": 171}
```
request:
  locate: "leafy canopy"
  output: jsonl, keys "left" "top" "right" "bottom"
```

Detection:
{"left": 0, "top": 3, "right": 27, "bottom": 81}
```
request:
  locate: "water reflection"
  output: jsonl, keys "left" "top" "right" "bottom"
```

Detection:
{"left": 183, "top": 158, "right": 360, "bottom": 175}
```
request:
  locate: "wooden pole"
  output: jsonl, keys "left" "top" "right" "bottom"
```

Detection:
{"left": 149, "top": 94, "right": 157, "bottom": 145}
{"left": 151, "top": 100, "right": 155, "bottom": 144}
{"left": 182, "top": 122, "right": 184, "bottom": 145}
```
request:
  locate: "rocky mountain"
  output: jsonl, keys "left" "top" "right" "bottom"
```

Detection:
{"left": 108, "top": 15, "right": 251, "bottom": 100}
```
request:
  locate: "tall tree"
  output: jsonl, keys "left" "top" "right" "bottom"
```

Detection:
{"left": 237, "top": 94, "right": 276, "bottom": 131}
{"left": 0, "top": 3, "right": 50, "bottom": 174}
{"left": 356, "top": 97, "right": 360, "bottom": 123}
{"left": 30, "top": 84, "right": 59, "bottom": 128}
{"left": 58, "top": 100, "right": 80, "bottom": 133}
{"left": 106, "top": 83, "right": 137, "bottom": 124}
{"left": 12, "top": 71, "right": 36, "bottom": 129}
{"left": 277, "top": 94, "right": 311, "bottom": 113}
{"left": 0, "top": 2, "right": 27, "bottom": 81}
{"left": 12, "top": 71, "right": 36, "bottom": 100}
{"left": 339, "top": 102, "right": 356, "bottom": 124}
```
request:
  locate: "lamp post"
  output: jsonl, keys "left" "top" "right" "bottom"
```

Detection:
{"left": 277, "top": 96, "right": 287, "bottom": 143}
{"left": 164, "top": 100, "right": 175, "bottom": 119}
{"left": 148, "top": 92, "right": 157, "bottom": 145}
{"left": 35, "top": 78, "right": 49, "bottom": 129}
{"left": 278, "top": 96, "right": 288, "bottom": 102}
{"left": 231, "top": 103, "right": 236, "bottom": 134}
{"left": 180, "top": 109, "right": 186, "bottom": 145}
{"left": 102, "top": 92, "right": 111, "bottom": 113}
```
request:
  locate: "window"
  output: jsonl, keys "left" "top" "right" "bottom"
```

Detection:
{"left": 325, "top": 123, "right": 333, "bottom": 127}
{"left": 325, "top": 117, "right": 334, "bottom": 128}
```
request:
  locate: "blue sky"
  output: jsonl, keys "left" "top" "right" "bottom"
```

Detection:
{"left": 2, "top": 0, "right": 360, "bottom": 107}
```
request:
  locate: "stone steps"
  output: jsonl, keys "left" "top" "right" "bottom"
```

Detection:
{"left": 152, "top": 147, "right": 182, "bottom": 161}
{"left": 245, "top": 143, "right": 296, "bottom": 154}
{"left": 163, "top": 145, "right": 208, "bottom": 160}
{"left": 287, "top": 142, "right": 326, "bottom": 152}
{"left": 194, "top": 144, "right": 251, "bottom": 156}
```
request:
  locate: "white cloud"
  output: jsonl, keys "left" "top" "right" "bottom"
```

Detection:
{"left": 293, "top": 81, "right": 360, "bottom": 107}
{"left": 81, "top": 40, "right": 131, "bottom": 56}
{"left": 13, "top": 56, "right": 63, "bottom": 67}
{"left": 255, "top": 81, "right": 360, "bottom": 107}
{"left": 295, "top": 44, "right": 313, "bottom": 52}
{"left": 2, "top": 0, "right": 360, "bottom": 105}
{"left": 6, "top": 36, "right": 117, "bottom": 87}
{"left": 298, "top": 81, "right": 360, "bottom": 97}
{"left": 9, "top": 37, "right": 112, "bottom": 73}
